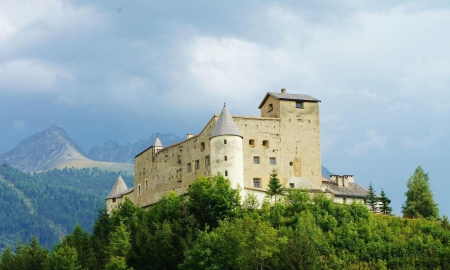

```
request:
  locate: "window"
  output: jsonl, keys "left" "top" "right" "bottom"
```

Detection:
{"left": 177, "top": 169, "right": 182, "bottom": 181}
{"left": 270, "top": 157, "right": 276, "bottom": 165}
{"left": 138, "top": 184, "right": 141, "bottom": 195}
{"left": 225, "top": 170, "right": 228, "bottom": 177}
{"left": 187, "top": 162, "right": 192, "bottom": 172}
{"left": 263, "top": 140, "right": 269, "bottom": 148}
{"left": 145, "top": 181, "right": 148, "bottom": 190}
{"left": 253, "top": 156, "right": 260, "bottom": 164}
{"left": 200, "top": 142, "right": 205, "bottom": 151}
{"left": 112, "top": 198, "right": 117, "bottom": 203}
{"left": 296, "top": 101, "right": 303, "bottom": 108}
{"left": 224, "top": 139, "right": 227, "bottom": 144}
{"left": 249, "top": 139, "right": 255, "bottom": 147}
{"left": 343, "top": 197, "right": 347, "bottom": 204}
{"left": 224, "top": 155, "right": 228, "bottom": 161}
{"left": 205, "top": 155, "right": 210, "bottom": 166}
{"left": 253, "top": 178, "right": 261, "bottom": 188}
{"left": 195, "top": 159, "right": 200, "bottom": 170}
{"left": 290, "top": 161, "right": 293, "bottom": 166}
{"left": 289, "top": 183, "right": 294, "bottom": 188}
{"left": 268, "top": 103, "right": 273, "bottom": 112}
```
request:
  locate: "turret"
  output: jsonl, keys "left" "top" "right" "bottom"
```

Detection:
{"left": 153, "top": 135, "right": 163, "bottom": 154}
{"left": 210, "top": 105, "right": 244, "bottom": 191}
{"left": 106, "top": 174, "right": 128, "bottom": 213}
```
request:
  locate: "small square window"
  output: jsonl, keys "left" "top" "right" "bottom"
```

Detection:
{"left": 263, "top": 140, "right": 269, "bottom": 148}
{"left": 187, "top": 162, "right": 192, "bottom": 172}
{"left": 253, "top": 156, "right": 260, "bottom": 164}
{"left": 225, "top": 170, "right": 228, "bottom": 177}
{"left": 224, "top": 156, "right": 228, "bottom": 161}
{"left": 289, "top": 183, "right": 294, "bottom": 188}
{"left": 112, "top": 198, "right": 117, "bottom": 203}
{"left": 205, "top": 155, "right": 210, "bottom": 166}
{"left": 253, "top": 178, "right": 261, "bottom": 188}
{"left": 270, "top": 157, "right": 276, "bottom": 165}
{"left": 224, "top": 139, "right": 227, "bottom": 144}
{"left": 296, "top": 101, "right": 303, "bottom": 109}
{"left": 200, "top": 142, "right": 205, "bottom": 151}
{"left": 249, "top": 139, "right": 255, "bottom": 147}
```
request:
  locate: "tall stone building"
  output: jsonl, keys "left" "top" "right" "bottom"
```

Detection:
{"left": 106, "top": 89, "right": 367, "bottom": 212}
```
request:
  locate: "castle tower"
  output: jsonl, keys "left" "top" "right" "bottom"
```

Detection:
{"left": 210, "top": 105, "right": 244, "bottom": 191}
{"left": 258, "top": 89, "right": 322, "bottom": 189}
{"left": 153, "top": 135, "right": 163, "bottom": 153}
{"left": 106, "top": 174, "right": 128, "bottom": 213}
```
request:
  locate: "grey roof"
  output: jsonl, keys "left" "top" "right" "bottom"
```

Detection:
{"left": 107, "top": 175, "right": 128, "bottom": 199}
{"left": 154, "top": 136, "right": 163, "bottom": 147}
{"left": 326, "top": 182, "right": 368, "bottom": 198}
{"left": 258, "top": 92, "right": 320, "bottom": 108}
{"left": 210, "top": 106, "right": 243, "bottom": 139}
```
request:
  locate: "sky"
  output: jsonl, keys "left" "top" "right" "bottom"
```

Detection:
{"left": 1, "top": 0, "right": 450, "bottom": 216}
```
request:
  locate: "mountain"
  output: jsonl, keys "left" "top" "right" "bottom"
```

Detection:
{"left": 87, "top": 133, "right": 184, "bottom": 163}
{"left": 0, "top": 125, "right": 133, "bottom": 173}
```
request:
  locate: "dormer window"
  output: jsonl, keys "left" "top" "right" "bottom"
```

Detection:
{"left": 296, "top": 102, "right": 303, "bottom": 109}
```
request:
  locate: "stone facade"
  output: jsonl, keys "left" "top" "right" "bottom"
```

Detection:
{"left": 107, "top": 89, "right": 365, "bottom": 212}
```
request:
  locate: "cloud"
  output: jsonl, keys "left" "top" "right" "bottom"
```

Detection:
{"left": 401, "top": 131, "right": 444, "bottom": 149}
{"left": 346, "top": 130, "right": 387, "bottom": 156}
{"left": 0, "top": 59, "right": 73, "bottom": 93}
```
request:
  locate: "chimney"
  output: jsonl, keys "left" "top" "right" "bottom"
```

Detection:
{"left": 186, "top": 133, "right": 193, "bottom": 139}
{"left": 281, "top": 88, "right": 286, "bottom": 94}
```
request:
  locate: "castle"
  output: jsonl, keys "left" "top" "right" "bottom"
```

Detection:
{"left": 106, "top": 89, "right": 367, "bottom": 212}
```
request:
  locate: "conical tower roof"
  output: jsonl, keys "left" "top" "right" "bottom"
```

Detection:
{"left": 210, "top": 106, "right": 243, "bottom": 139}
{"left": 107, "top": 175, "right": 128, "bottom": 199}
{"left": 154, "top": 135, "right": 163, "bottom": 147}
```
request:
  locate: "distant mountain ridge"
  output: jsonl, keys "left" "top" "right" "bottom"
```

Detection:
{"left": 0, "top": 125, "right": 88, "bottom": 172}
{"left": 87, "top": 133, "right": 184, "bottom": 163}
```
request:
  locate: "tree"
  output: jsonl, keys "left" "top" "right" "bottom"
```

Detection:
{"left": 379, "top": 188, "right": 392, "bottom": 215}
{"left": 402, "top": 166, "right": 439, "bottom": 220}
{"left": 267, "top": 169, "right": 284, "bottom": 202}
{"left": 187, "top": 174, "right": 240, "bottom": 229}
{"left": 365, "top": 182, "right": 378, "bottom": 213}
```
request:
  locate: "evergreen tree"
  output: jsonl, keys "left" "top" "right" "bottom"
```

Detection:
{"left": 402, "top": 166, "right": 439, "bottom": 220}
{"left": 365, "top": 182, "right": 378, "bottom": 213}
{"left": 267, "top": 169, "right": 284, "bottom": 202}
{"left": 379, "top": 188, "right": 392, "bottom": 215}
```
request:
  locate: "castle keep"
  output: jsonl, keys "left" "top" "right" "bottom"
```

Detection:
{"left": 106, "top": 89, "right": 367, "bottom": 212}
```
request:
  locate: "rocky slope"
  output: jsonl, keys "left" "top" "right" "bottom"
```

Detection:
{"left": 0, "top": 125, "right": 89, "bottom": 172}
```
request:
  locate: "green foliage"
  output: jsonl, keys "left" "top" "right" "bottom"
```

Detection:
{"left": 379, "top": 188, "right": 392, "bottom": 215}
{"left": 365, "top": 182, "right": 378, "bottom": 213}
{"left": 267, "top": 169, "right": 283, "bottom": 202}
{"left": 402, "top": 166, "right": 439, "bottom": 220}
{"left": 187, "top": 173, "right": 240, "bottom": 230}
{"left": 2, "top": 173, "right": 450, "bottom": 269}
{"left": 0, "top": 164, "right": 133, "bottom": 248}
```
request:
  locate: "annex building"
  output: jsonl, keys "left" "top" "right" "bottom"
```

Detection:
{"left": 106, "top": 89, "right": 367, "bottom": 212}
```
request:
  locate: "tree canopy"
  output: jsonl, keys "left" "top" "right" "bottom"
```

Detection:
{"left": 402, "top": 166, "right": 439, "bottom": 220}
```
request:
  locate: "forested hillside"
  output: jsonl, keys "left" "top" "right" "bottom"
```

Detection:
{"left": 2, "top": 174, "right": 449, "bottom": 269}
{"left": 0, "top": 164, "right": 133, "bottom": 249}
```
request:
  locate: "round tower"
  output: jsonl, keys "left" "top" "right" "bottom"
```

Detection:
{"left": 210, "top": 105, "right": 244, "bottom": 191}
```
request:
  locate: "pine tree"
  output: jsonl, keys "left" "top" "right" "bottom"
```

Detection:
{"left": 365, "top": 182, "right": 378, "bottom": 213}
{"left": 402, "top": 166, "right": 439, "bottom": 220}
{"left": 378, "top": 188, "right": 392, "bottom": 215}
{"left": 267, "top": 169, "right": 284, "bottom": 202}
